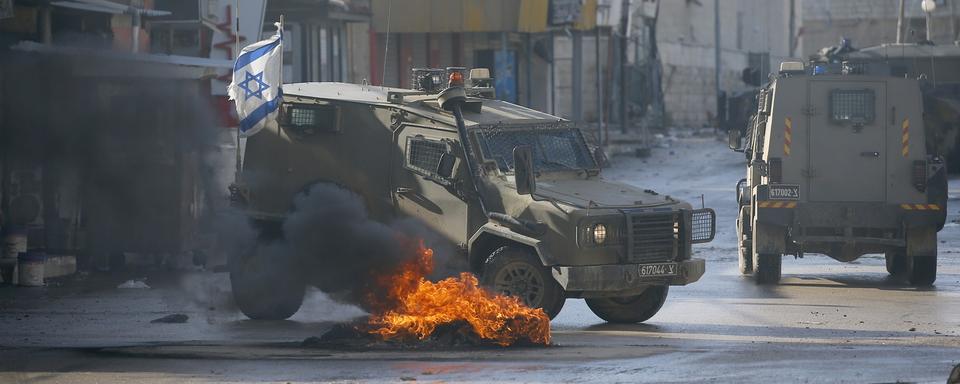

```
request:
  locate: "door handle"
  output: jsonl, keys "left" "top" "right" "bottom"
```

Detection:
{"left": 395, "top": 187, "right": 413, "bottom": 194}
{"left": 860, "top": 151, "right": 880, "bottom": 157}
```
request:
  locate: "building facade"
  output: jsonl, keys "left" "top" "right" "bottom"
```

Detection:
{"left": 798, "top": 0, "right": 960, "bottom": 58}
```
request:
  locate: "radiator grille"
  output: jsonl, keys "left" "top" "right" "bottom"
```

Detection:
{"left": 626, "top": 212, "right": 678, "bottom": 263}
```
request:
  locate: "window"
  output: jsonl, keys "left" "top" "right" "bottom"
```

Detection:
{"left": 830, "top": 89, "right": 875, "bottom": 124}
{"left": 281, "top": 103, "right": 340, "bottom": 135}
{"left": 477, "top": 127, "right": 597, "bottom": 172}
{"left": 406, "top": 137, "right": 447, "bottom": 176}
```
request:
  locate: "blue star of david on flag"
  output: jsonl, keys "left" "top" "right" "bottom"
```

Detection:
{"left": 239, "top": 71, "right": 269, "bottom": 100}
{"left": 228, "top": 23, "right": 283, "bottom": 137}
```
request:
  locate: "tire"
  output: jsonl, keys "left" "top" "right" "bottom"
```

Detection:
{"left": 230, "top": 241, "right": 306, "bottom": 320}
{"left": 907, "top": 255, "right": 937, "bottom": 286}
{"left": 885, "top": 251, "right": 907, "bottom": 276}
{"left": 585, "top": 285, "right": 669, "bottom": 324}
{"left": 753, "top": 253, "right": 781, "bottom": 285}
{"left": 481, "top": 246, "right": 565, "bottom": 319}
{"left": 737, "top": 205, "right": 753, "bottom": 275}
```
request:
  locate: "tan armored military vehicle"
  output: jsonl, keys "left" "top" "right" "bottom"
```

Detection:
{"left": 730, "top": 61, "right": 948, "bottom": 286}
{"left": 230, "top": 67, "right": 716, "bottom": 322}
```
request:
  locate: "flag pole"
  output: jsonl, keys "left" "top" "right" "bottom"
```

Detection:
{"left": 234, "top": 0, "right": 242, "bottom": 183}
{"left": 279, "top": 14, "right": 284, "bottom": 87}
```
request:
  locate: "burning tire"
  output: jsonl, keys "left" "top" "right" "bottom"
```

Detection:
{"left": 230, "top": 240, "right": 306, "bottom": 320}
{"left": 481, "top": 246, "right": 565, "bottom": 319}
{"left": 585, "top": 285, "right": 669, "bottom": 324}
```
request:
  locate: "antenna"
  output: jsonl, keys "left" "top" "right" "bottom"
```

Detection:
{"left": 381, "top": 0, "right": 393, "bottom": 87}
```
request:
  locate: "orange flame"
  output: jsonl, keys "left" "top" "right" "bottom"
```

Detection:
{"left": 365, "top": 241, "right": 550, "bottom": 346}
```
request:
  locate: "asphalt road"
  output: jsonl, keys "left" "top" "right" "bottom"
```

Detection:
{"left": 1, "top": 136, "right": 959, "bottom": 383}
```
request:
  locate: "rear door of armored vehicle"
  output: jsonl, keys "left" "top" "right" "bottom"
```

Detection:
{"left": 807, "top": 80, "right": 887, "bottom": 202}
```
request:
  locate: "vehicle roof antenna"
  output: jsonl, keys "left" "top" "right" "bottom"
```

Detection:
{"left": 381, "top": 0, "right": 392, "bottom": 88}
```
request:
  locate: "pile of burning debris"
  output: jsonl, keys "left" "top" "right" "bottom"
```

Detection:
{"left": 308, "top": 241, "right": 551, "bottom": 349}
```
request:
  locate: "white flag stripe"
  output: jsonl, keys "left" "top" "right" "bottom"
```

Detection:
{"left": 227, "top": 23, "right": 283, "bottom": 137}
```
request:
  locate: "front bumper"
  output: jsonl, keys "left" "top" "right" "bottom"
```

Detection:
{"left": 551, "top": 258, "right": 705, "bottom": 292}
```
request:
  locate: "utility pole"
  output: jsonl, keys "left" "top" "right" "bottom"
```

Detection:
{"left": 619, "top": 0, "right": 630, "bottom": 134}
{"left": 789, "top": 0, "right": 796, "bottom": 56}
{"left": 897, "top": 0, "right": 905, "bottom": 43}
{"left": 714, "top": 0, "right": 721, "bottom": 132}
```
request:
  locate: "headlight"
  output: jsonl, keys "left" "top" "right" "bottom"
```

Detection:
{"left": 591, "top": 223, "right": 607, "bottom": 245}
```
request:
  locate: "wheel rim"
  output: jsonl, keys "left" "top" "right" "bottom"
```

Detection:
{"left": 493, "top": 261, "right": 544, "bottom": 307}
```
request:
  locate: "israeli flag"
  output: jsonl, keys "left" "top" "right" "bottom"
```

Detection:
{"left": 228, "top": 23, "right": 283, "bottom": 137}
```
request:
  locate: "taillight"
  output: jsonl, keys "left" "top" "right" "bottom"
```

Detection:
{"left": 912, "top": 160, "right": 927, "bottom": 192}
{"left": 768, "top": 158, "right": 782, "bottom": 183}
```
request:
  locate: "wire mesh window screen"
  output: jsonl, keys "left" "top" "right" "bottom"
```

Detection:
{"left": 406, "top": 137, "right": 446, "bottom": 176}
{"left": 830, "top": 89, "right": 875, "bottom": 124}
{"left": 284, "top": 104, "right": 340, "bottom": 133}
{"left": 475, "top": 124, "right": 596, "bottom": 172}
{"left": 691, "top": 209, "right": 716, "bottom": 244}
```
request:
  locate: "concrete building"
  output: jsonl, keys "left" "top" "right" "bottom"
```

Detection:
{"left": 654, "top": 0, "right": 796, "bottom": 128}
{"left": 798, "top": 0, "right": 960, "bottom": 58}
{"left": 368, "top": 0, "right": 612, "bottom": 125}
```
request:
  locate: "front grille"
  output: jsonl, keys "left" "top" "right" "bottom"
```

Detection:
{"left": 626, "top": 211, "right": 678, "bottom": 263}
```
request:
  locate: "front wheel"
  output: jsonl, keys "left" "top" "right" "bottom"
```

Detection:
{"left": 585, "top": 285, "right": 669, "bottom": 324}
{"left": 230, "top": 241, "right": 306, "bottom": 320}
{"left": 481, "top": 246, "right": 566, "bottom": 319}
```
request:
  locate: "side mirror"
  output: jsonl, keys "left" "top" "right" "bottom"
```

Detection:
{"left": 513, "top": 145, "right": 536, "bottom": 196}
{"left": 728, "top": 129, "right": 744, "bottom": 152}
{"left": 436, "top": 152, "right": 456, "bottom": 179}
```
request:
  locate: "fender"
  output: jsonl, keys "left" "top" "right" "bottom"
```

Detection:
{"left": 467, "top": 222, "right": 553, "bottom": 266}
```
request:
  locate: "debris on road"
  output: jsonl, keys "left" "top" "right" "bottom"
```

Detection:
{"left": 117, "top": 279, "right": 150, "bottom": 289}
{"left": 150, "top": 314, "right": 188, "bottom": 324}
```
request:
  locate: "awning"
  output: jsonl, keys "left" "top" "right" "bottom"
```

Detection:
{"left": 11, "top": 41, "right": 233, "bottom": 79}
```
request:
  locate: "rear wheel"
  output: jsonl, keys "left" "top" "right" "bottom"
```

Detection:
{"left": 481, "top": 246, "right": 565, "bottom": 319}
{"left": 737, "top": 205, "right": 753, "bottom": 275}
{"left": 885, "top": 251, "right": 907, "bottom": 276}
{"left": 585, "top": 285, "right": 669, "bottom": 324}
{"left": 753, "top": 253, "right": 782, "bottom": 285}
{"left": 230, "top": 241, "right": 305, "bottom": 320}
{"left": 907, "top": 255, "right": 937, "bottom": 286}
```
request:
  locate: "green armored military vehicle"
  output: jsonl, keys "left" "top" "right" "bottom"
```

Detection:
{"left": 230, "top": 67, "right": 716, "bottom": 322}
{"left": 730, "top": 61, "right": 948, "bottom": 286}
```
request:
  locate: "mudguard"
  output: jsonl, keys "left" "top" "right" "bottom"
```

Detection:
{"left": 468, "top": 222, "right": 551, "bottom": 266}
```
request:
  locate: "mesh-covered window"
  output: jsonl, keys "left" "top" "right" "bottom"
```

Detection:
{"left": 406, "top": 137, "right": 446, "bottom": 176}
{"left": 476, "top": 126, "right": 596, "bottom": 172}
{"left": 830, "top": 89, "right": 875, "bottom": 124}
{"left": 282, "top": 104, "right": 340, "bottom": 134}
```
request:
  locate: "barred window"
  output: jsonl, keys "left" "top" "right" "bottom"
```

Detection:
{"left": 281, "top": 104, "right": 340, "bottom": 135}
{"left": 830, "top": 89, "right": 875, "bottom": 124}
{"left": 406, "top": 137, "right": 447, "bottom": 176}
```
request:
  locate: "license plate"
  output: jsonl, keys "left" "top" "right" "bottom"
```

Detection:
{"left": 768, "top": 184, "right": 800, "bottom": 200}
{"left": 637, "top": 263, "right": 677, "bottom": 277}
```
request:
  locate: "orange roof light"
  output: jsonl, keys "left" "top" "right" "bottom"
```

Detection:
{"left": 448, "top": 71, "right": 464, "bottom": 87}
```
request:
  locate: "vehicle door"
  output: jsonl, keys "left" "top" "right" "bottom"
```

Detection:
{"left": 392, "top": 124, "right": 469, "bottom": 246}
{"left": 807, "top": 80, "right": 887, "bottom": 202}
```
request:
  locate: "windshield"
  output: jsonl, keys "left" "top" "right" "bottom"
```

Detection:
{"left": 475, "top": 126, "right": 597, "bottom": 172}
